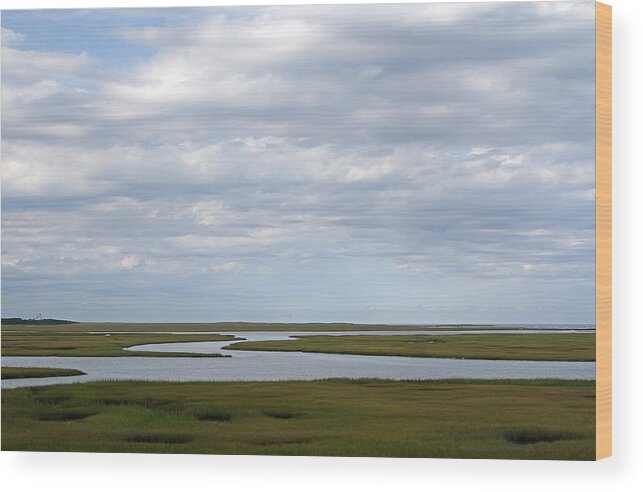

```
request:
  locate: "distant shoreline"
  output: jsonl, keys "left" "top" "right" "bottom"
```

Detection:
{"left": 1, "top": 318, "right": 78, "bottom": 326}
{"left": 1, "top": 320, "right": 596, "bottom": 332}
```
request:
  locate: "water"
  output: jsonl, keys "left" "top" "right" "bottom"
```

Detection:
{"left": 1, "top": 330, "right": 595, "bottom": 388}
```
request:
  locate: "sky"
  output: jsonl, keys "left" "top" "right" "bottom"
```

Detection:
{"left": 0, "top": 2, "right": 596, "bottom": 324}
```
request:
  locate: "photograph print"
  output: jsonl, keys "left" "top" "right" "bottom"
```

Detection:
{"left": 1, "top": 1, "right": 610, "bottom": 460}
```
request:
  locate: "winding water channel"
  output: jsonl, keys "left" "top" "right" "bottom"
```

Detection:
{"left": 1, "top": 329, "right": 596, "bottom": 388}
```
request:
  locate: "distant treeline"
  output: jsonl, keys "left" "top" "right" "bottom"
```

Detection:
{"left": 2, "top": 318, "right": 78, "bottom": 325}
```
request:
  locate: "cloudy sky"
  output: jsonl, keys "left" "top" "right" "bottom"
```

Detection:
{"left": 1, "top": 2, "right": 596, "bottom": 324}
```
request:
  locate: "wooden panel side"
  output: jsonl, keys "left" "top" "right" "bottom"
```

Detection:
{"left": 596, "top": 1, "right": 612, "bottom": 461}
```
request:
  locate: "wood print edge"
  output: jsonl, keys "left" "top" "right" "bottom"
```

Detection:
{"left": 595, "top": 1, "right": 612, "bottom": 461}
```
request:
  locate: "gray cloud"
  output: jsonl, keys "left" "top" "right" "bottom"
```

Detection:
{"left": 1, "top": 2, "right": 596, "bottom": 323}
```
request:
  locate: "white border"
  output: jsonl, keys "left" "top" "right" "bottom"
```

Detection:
{"left": 1, "top": 0, "right": 641, "bottom": 490}
{"left": 0, "top": 0, "right": 598, "bottom": 8}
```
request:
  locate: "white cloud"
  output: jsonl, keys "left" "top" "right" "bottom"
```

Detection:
{"left": 1, "top": 80, "right": 62, "bottom": 103}
{"left": 190, "top": 200, "right": 228, "bottom": 226}
{"left": 210, "top": 261, "right": 242, "bottom": 272}
{"left": 1, "top": 27, "right": 25, "bottom": 46}
{"left": 120, "top": 255, "right": 141, "bottom": 269}
{"left": 1, "top": 46, "right": 90, "bottom": 82}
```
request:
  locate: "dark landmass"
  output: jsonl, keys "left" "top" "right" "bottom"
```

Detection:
{"left": 2, "top": 318, "right": 78, "bottom": 325}
{"left": 2, "top": 367, "right": 86, "bottom": 380}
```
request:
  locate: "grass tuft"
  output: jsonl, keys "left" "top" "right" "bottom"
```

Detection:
{"left": 124, "top": 433, "right": 193, "bottom": 444}
{"left": 504, "top": 428, "right": 582, "bottom": 445}
{"left": 193, "top": 409, "right": 233, "bottom": 422}
{"left": 33, "top": 395, "right": 72, "bottom": 405}
{"left": 250, "top": 436, "right": 314, "bottom": 446}
{"left": 34, "top": 410, "right": 97, "bottom": 422}
{"left": 263, "top": 409, "right": 300, "bottom": 420}
{"left": 95, "top": 398, "right": 131, "bottom": 406}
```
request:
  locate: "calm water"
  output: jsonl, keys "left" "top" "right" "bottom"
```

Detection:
{"left": 1, "top": 330, "right": 595, "bottom": 388}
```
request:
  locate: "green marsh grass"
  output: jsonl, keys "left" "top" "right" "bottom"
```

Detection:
{"left": 1, "top": 378, "right": 595, "bottom": 459}
{"left": 1, "top": 332, "right": 239, "bottom": 357}
{"left": 1, "top": 367, "right": 86, "bottom": 380}
{"left": 227, "top": 333, "right": 596, "bottom": 361}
